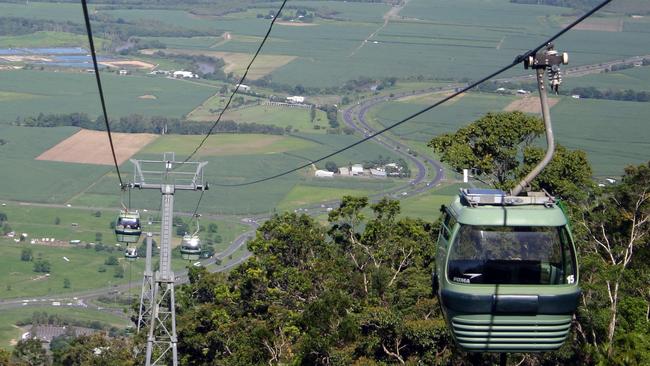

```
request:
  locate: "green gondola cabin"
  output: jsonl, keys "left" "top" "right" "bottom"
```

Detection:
{"left": 434, "top": 188, "right": 580, "bottom": 353}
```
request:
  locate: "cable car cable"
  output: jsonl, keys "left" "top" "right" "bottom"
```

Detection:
{"left": 181, "top": 0, "right": 289, "bottom": 164}
{"left": 207, "top": 0, "right": 612, "bottom": 188}
{"left": 80, "top": 0, "right": 124, "bottom": 187}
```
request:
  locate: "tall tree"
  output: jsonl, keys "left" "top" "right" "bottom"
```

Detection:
{"left": 577, "top": 161, "right": 650, "bottom": 359}
{"left": 428, "top": 111, "right": 544, "bottom": 188}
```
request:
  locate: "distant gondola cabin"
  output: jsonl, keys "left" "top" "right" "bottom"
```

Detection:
{"left": 115, "top": 211, "right": 142, "bottom": 243}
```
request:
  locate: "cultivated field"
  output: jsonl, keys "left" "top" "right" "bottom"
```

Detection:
{"left": 140, "top": 134, "right": 315, "bottom": 157}
{"left": 141, "top": 48, "right": 296, "bottom": 79}
{"left": 0, "top": 126, "right": 110, "bottom": 203}
{"left": 503, "top": 96, "right": 559, "bottom": 113}
{"left": 190, "top": 103, "right": 330, "bottom": 133}
{"left": 37, "top": 130, "right": 158, "bottom": 166}
{"left": 0, "top": 70, "right": 216, "bottom": 122}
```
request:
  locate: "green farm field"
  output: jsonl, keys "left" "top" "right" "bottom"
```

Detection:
{"left": 368, "top": 90, "right": 650, "bottom": 176}
{"left": 551, "top": 98, "right": 650, "bottom": 176}
{"left": 221, "top": 105, "right": 330, "bottom": 133}
{"left": 370, "top": 92, "right": 516, "bottom": 141}
{"left": 0, "top": 70, "right": 216, "bottom": 122}
{"left": 0, "top": 31, "right": 105, "bottom": 49}
{"left": 0, "top": 2, "right": 85, "bottom": 23}
{"left": 88, "top": 132, "right": 404, "bottom": 215}
{"left": 0, "top": 306, "right": 129, "bottom": 351}
{"left": 568, "top": 66, "right": 650, "bottom": 92}
{"left": 0, "top": 125, "right": 110, "bottom": 203}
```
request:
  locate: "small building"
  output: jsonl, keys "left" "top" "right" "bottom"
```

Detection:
{"left": 118, "top": 69, "right": 129, "bottom": 75}
{"left": 173, "top": 71, "right": 198, "bottom": 79}
{"left": 287, "top": 96, "right": 305, "bottom": 103}
{"left": 496, "top": 87, "right": 506, "bottom": 92}
{"left": 370, "top": 168, "right": 387, "bottom": 178}
{"left": 571, "top": 94, "right": 581, "bottom": 99}
{"left": 516, "top": 89, "right": 530, "bottom": 95}
{"left": 351, "top": 164, "right": 364, "bottom": 176}
{"left": 314, "top": 170, "right": 334, "bottom": 178}
{"left": 236, "top": 84, "right": 251, "bottom": 92}
{"left": 339, "top": 167, "right": 350, "bottom": 176}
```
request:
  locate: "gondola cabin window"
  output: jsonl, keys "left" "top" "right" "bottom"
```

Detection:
{"left": 447, "top": 225, "right": 576, "bottom": 285}
{"left": 440, "top": 209, "right": 457, "bottom": 241}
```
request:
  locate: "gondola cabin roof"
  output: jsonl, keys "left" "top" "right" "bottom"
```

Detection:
{"left": 447, "top": 189, "right": 567, "bottom": 227}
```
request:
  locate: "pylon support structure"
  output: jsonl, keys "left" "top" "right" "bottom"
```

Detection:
{"left": 130, "top": 152, "right": 208, "bottom": 366}
{"left": 137, "top": 232, "right": 154, "bottom": 333}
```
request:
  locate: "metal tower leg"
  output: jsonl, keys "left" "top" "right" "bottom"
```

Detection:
{"left": 146, "top": 187, "right": 178, "bottom": 366}
{"left": 137, "top": 233, "right": 154, "bottom": 333}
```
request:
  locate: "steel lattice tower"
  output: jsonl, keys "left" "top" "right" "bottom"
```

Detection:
{"left": 130, "top": 153, "right": 208, "bottom": 366}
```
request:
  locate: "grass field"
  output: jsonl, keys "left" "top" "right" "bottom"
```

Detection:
{"left": 0, "top": 306, "right": 130, "bottom": 350}
{"left": 0, "top": 239, "right": 148, "bottom": 299}
{"left": 140, "top": 133, "right": 316, "bottom": 156}
{"left": 0, "top": 70, "right": 216, "bottom": 122}
{"left": 0, "top": 2, "right": 85, "bottom": 23}
{"left": 551, "top": 98, "right": 650, "bottom": 176}
{"left": 277, "top": 185, "right": 371, "bottom": 211}
{"left": 0, "top": 202, "right": 248, "bottom": 297}
{"left": 214, "top": 104, "right": 329, "bottom": 133}
{"left": 568, "top": 66, "right": 650, "bottom": 92}
{"left": 0, "top": 31, "right": 106, "bottom": 49}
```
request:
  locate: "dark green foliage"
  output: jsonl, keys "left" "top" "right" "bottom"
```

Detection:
{"left": 21, "top": 248, "right": 33, "bottom": 262}
{"left": 429, "top": 111, "right": 544, "bottom": 188}
{"left": 176, "top": 197, "right": 446, "bottom": 364}
{"left": 325, "top": 161, "right": 338, "bottom": 172}
{"left": 52, "top": 333, "right": 137, "bottom": 366}
{"left": 15, "top": 112, "right": 286, "bottom": 136}
{"left": 12, "top": 338, "right": 48, "bottom": 366}
{"left": 113, "top": 266, "right": 125, "bottom": 278}
{"left": 104, "top": 256, "right": 118, "bottom": 266}
{"left": 33, "top": 259, "right": 51, "bottom": 273}
{"left": 518, "top": 144, "right": 594, "bottom": 203}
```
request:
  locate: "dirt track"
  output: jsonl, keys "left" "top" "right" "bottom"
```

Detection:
{"left": 36, "top": 129, "right": 158, "bottom": 166}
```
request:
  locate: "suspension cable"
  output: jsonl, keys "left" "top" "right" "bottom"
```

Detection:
{"left": 182, "top": 0, "right": 289, "bottom": 163}
{"left": 80, "top": 0, "right": 124, "bottom": 187}
{"left": 210, "top": 0, "right": 612, "bottom": 187}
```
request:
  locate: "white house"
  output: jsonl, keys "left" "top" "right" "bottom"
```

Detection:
{"left": 370, "top": 168, "right": 387, "bottom": 178}
{"left": 173, "top": 71, "right": 198, "bottom": 79}
{"left": 571, "top": 94, "right": 581, "bottom": 99}
{"left": 516, "top": 89, "right": 530, "bottom": 95}
{"left": 351, "top": 164, "right": 364, "bottom": 176}
{"left": 314, "top": 170, "right": 334, "bottom": 178}
{"left": 118, "top": 69, "right": 129, "bottom": 75}
{"left": 236, "top": 84, "right": 251, "bottom": 92}
{"left": 287, "top": 96, "right": 305, "bottom": 103}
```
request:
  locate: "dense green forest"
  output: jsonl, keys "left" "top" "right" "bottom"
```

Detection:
{"left": 4, "top": 112, "right": 647, "bottom": 365}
